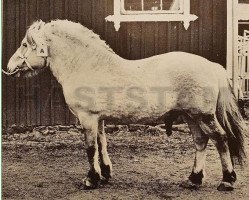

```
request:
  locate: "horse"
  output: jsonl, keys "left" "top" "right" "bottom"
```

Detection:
{"left": 5, "top": 19, "right": 246, "bottom": 191}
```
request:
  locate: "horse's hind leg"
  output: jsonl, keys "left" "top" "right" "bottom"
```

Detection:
{"left": 199, "top": 114, "right": 236, "bottom": 191}
{"left": 180, "top": 116, "right": 209, "bottom": 189}
{"left": 79, "top": 113, "right": 101, "bottom": 189}
{"left": 98, "top": 120, "right": 113, "bottom": 183}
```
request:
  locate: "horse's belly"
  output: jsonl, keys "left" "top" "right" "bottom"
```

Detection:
{"left": 66, "top": 85, "right": 177, "bottom": 124}
{"left": 96, "top": 90, "right": 176, "bottom": 124}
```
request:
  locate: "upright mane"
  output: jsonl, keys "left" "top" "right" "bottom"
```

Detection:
{"left": 43, "top": 20, "right": 115, "bottom": 54}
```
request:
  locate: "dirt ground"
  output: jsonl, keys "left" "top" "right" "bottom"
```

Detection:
{"left": 2, "top": 123, "right": 249, "bottom": 200}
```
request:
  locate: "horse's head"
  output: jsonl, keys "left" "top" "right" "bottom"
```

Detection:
{"left": 5, "top": 20, "right": 49, "bottom": 78}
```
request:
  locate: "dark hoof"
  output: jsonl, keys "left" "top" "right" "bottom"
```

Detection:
{"left": 83, "top": 177, "right": 100, "bottom": 190}
{"left": 217, "top": 182, "right": 234, "bottom": 191}
{"left": 100, "top": 164, "right": 112, "bottom": 183}
{"left": 180, "top": 180, "right": 201, "bottom": 190}
{"left": 100, "top": 176, "right": 110, "bottom": 184}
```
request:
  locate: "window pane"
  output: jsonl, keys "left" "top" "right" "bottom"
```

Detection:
{"left": 239, "top": 0, "right": 249, "bottom": 3}
{"left": 144, "top": 0, "right": 160, "bottom": 11}
{"left": 124, "top": 0, "right": 181, "bottom": 11}
{"left": 124, "top": 0, "right": 142, "bottom": 11}
{"left": 162, "top": 0, "right": 180, "bottom": 10}
{"left": 239, "top": 22, "right": 249, "bottom": 36}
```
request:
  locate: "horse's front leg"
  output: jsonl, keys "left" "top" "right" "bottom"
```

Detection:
{"left": 98, "top": 120, "right": 113, "bottom": 183}
{"left": 79, "top": 113, "right": 101, "bottom": 189}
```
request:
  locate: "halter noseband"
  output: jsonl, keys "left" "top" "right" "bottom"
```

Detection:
{"left": 18, "top": 42, "right": 48, "bottom": 71}
{"left": 17, "top": 45, "right": 35, "bottom": 70}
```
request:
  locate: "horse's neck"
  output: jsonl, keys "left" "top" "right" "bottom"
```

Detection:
{"left": 49, "top": 44, "right": 124, "bottom": 84}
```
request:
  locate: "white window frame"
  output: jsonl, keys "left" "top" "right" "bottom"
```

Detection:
{"left": 105, "top": 0, "right": 198, "bottom": 31}
{"left": 227, "top": 0, "right": 249, "bottom": 98}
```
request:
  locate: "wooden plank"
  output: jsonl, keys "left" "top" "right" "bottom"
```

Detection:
{"left": 227, "top": 0, "right": 234, "bottom": 78}
{"left": 68, "top": 0, "right": 79, "bottom": 21}
{"left": 81, "top": 0, "right": 92, "bottom": 29}
{"left": 154, "top": 23, "right": 159, "bottom": 55}
{"left": 105, "top": 0, "right": 117, "bottom": 52}
{"left": 97, "top": 0, "right": 107, "bottom": 40}
{"left": 35, "top": 0, "right": 42, "bottom": 125}
{"left": 190, "top": 0, "right": 199, "bottom": 55}
{"left": 64, "top": 0, "right": 69, "bottom": 19}
{"left": 2, "top": 0, "right": 8, "bottom": 128}
{"left": 233, "top": 0, "right": 239, "bottom": 97}
{"left": 197, "top": 1, "right": 204, "bottom": 57}
{"left": 177, "top": 21, "right": 191, "bottom": 53}
{"left": 6, "top": 0, "right": 18, "bottom": 127}
{"left": 213, "top": 0, "right": 226, "bottom": 66}
{"left": 167, "top": 21, "right": 178, "bottom": 52}
{"left": 143, "top": 22, "right": 155, "bottom": 58}
{"left": 140, "top": 22, "right": 145, "bottom": 58}
{"left": 157, "top": 22, "right": 168, "bottom": 55}
{"left": 37, "top": 0, "right": 52, "bottom": 125}
{"left": 130, "top": 22, "right": 143, "bottom": 59}
{"left": 49, "top": 1, "right": 56, "bottom": 125}
{"left": 14, "top": 0, "right": 20, "bottom": 125}
{"left": 52, "top": 81, "right": 66, "bottom": 125}
{"left": 27, "top": 0, "right": 40, "bottom": 126}
{"left": 53, "top": 0, "right": 64, "bottom": 19}
{"left": 200, "top": 0, "right": 213, "bottom": 60}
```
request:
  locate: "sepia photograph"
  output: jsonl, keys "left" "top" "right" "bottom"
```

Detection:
{"left": 2, "top": 0, "right": 249, "bottom": 199}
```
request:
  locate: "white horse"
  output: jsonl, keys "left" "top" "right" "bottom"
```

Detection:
{"left": 5, "top": 20, "right": 246, "bottom": 191}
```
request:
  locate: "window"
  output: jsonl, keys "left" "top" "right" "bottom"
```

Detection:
{"left": 239, "top": 0, "right": 249, "bottom": 3}
{"left": 121, "top": 0, "right": 183, "bottom": 14}
{"left": 105, "top": 0, "right": 198, "bottom": 31}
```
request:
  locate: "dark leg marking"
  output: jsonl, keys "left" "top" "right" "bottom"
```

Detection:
{"left": 85, "top": 146, "right": 100, "bottom": 188}
{"left": 180, "top": 170, "right": 204, "bottom": 190}
{"left": 86, "top": 146, "right": 95, "bottom": 164}
{"left": 222, "top": 170, "right": 237, "bottom": 183}
{"left": 199, "top": 114, "right": 236, "bottom": 191}
{"left": 217, "top": 170, "right": 237, "bottom": 191}
{"left": 86, "top": 170, "right": 101, "bottom": 188}
{"left": 97, "top": 136, "right": 111, "bottom": 181}
{"left": 189, "top": 170, "right": 204, "bottom": 185}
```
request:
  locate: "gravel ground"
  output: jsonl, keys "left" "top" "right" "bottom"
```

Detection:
{"left": 2, "top": 123, "right": 249, "bottom": 200}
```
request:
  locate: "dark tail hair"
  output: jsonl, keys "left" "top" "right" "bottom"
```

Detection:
{"left": 216, "top": 79, "right": 247, "bottom": 165}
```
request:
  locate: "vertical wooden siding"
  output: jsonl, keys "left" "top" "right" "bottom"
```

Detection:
{"left": 2, "top": 0, "right": 227, "bottom": 127}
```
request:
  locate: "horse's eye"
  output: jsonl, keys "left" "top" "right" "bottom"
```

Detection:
{"left": 22, "top": 43, "right": 28, "bottom": 47}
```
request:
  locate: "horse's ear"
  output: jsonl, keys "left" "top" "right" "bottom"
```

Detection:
{"left": 30, "top": 20, "right": 45, "bottom": 31}
{"left": 27, "top": 31, "right": 35, "bottom": 45}
{"left": 36, "top": 20, "right": 45, "bottom": 31}
{"left": 26, "top": 20, "right": 45, "bottom": 46}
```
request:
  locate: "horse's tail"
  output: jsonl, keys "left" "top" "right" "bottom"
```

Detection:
{"left": 216, "top": 73, "right": 247, "bottom": 165}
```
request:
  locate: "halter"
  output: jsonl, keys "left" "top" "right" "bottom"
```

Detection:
{"left": 17, "top": 44, "right": 36, "bottom": 71}
{"left": 3, "top": 20, "right": 48, "bottom": 76}
{"left": 2, "top": 44, "right": 48, "bottom": 76}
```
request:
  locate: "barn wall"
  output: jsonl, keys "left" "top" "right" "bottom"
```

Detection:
{"left": 2, "top": 0, "right": 227, "bottom": 127}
